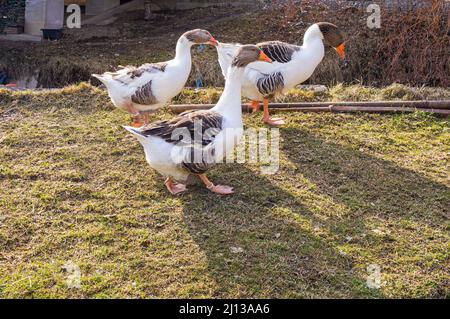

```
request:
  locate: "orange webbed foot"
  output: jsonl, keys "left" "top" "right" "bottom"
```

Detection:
{"left": 263, "top": 117, "right": 285, "bottom": 126}
{"left": 132, "top": 119, "right": 143, "bottom": 127}
{"left": 165, "top": 178, "right": 187, "bottom": 195}
{"left": 208, "top": 184, "right": 234, "bottom": 195}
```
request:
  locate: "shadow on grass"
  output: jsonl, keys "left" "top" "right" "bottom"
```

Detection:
{"left": 180, "top": 164, "right": 382, "bottom": 298}
{"left": 281, "top": 128, "right": 449, "bottom": 232}
{"left": 179, "top": 128, "right": 448, "bottom": 298}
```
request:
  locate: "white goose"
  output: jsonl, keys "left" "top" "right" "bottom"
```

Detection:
{"left": 216, "top": 22, "right": 346, "bottom": 126}
{"left": 124, "top": 45, "right": 272, "bottom": 195}
{"left": 92, "top": 29, "right": 218, "bottom": 126}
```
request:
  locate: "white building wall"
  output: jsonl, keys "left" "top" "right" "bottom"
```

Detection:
{"left": 24, "top": 0, "right": 64, "bottom": 36}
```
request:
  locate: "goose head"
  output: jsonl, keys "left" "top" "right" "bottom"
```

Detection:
{"left": 182, "top": 29, "right": 218, "bottom": 46}
{"left": 307, "top": 22, "right": 346, "bottom": 59}
{"left": 231, "top": 45, "right": 272, "bottom": 68}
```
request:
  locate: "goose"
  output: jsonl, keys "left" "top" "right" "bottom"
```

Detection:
{"left": 92, "top": 29, "right": 218, "bottom": 126}
{"left": 124, "top": 45, "right": 272, "bottom": 195}
{"left": 216, "top": 22, "right": 346, "bottom": 126}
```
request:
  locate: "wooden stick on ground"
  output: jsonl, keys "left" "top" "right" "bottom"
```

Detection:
{"left": 256, "top": 106, "right": 450, "bottom": 115}
{"left": 169, "top": 100, "right": 450, "bottom": 116}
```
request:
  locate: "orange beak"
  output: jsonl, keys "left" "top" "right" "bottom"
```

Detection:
{"left": 209, "top": 36, "right": 218, "bottom": 46}
{"left": 335, "top": 43, "right": 345, "bottom": 59}
{"left": 258, "top": 51, "right": 272, "bottom": 63}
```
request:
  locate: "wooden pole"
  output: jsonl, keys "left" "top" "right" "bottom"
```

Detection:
{"left": 258, "top": 101, "right": 450, "bottom": 110}
{"left": 144, "top": 0, "right": 152, "bottom": 20}
{"left": 169, "top": 101, "right": 450, "bottom": 116}
{"left": 250, "top": 106, "right": 450, "bottom": 115}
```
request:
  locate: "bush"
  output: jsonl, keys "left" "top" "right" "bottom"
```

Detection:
{"left": 275, "top": 0, "right": 450, "bottom": 87}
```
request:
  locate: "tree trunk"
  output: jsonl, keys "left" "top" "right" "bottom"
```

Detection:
{"left": 144, "top": 0, "right": 152, "bottom": 20}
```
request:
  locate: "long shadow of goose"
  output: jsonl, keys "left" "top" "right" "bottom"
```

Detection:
{"left": 179, "top": 163, "right": 384, "bottom": 298}
{"left": 179, "top": 125, "right": 449, "bottom": 298}
{"left": 276, "top": 127, "right": 449, "bottom": 297}
{"left": 280, "top": 127, "right": 449, "bottom": 233}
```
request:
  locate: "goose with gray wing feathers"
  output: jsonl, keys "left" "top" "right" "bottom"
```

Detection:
{"left": 216, "top": 22, "right": 346, "bottom": 126}
{"left": 92, "top": 29, "right": 218, "bottom": 127}
{"left": 124, "top": 45, "right": 272, "bottom": 195}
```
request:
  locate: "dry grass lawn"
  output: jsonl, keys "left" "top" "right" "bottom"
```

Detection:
{"left": 0, "top": 84, "right": 449, "bottom": 298}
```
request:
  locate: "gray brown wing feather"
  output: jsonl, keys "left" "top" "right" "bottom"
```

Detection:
{"left": 127, "top": 62, "right": 168, "bottom": 79}
{"left": 257, "top": 41, "right": 300, "bottom": 63}
{"left": 131, "top": 80, "right": 158, "bottom": 105}
{"left": 256, "top": 72, "right": 285, "bottom": 98}
{"left": 138, "top": 110, "right": 223, "bottom": 174}
{"left": 124, "top": 62, "right": 169, "bottom": 105}
{"left": 181, "top": 144, "right": 215, "bottom": 174}
{"left": 110, "top": 62, "right": 168, "bottom": 81}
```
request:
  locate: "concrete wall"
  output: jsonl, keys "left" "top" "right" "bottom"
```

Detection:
{"left": 64, "top": 0, "right": 87, "bottom": 4}
{"left": 24, "top": 0, "right": 64, "bottom": 36}
{"left": 86, "top": 0, "right": 121, "bottom": 16}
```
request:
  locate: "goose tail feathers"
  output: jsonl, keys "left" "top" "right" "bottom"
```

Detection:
{"left": 91, "top": 73, "right": 111, "bottom": 86}
{"left": 123, "top": 126, "right": 148, "bottom": 145}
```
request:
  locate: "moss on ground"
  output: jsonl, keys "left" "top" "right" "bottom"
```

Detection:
{"left": 0, "top": 83, "right": 449, "bottom": 298}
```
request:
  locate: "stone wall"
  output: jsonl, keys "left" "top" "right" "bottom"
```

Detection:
{"left": 24, "top": 0, "right": 64, "bottom": 36}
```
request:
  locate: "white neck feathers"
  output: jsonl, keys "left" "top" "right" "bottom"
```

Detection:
{"left": 174, "top": 36, "right": 193, "bottom": 63}
{"left": 303, "top": 24, "right": 324, "bottom": 45}
{"left": 212, "top": 66, "right": 245, "bottom": 117}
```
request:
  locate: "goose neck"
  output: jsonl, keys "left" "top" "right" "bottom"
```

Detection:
{"left": 174, "top": 37, "right": 192, "bottom": 63}
{"left": 213, "top": 66, "right": 245, "bottom": 115}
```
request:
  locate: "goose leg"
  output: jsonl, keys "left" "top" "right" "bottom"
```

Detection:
{"left": 125, "top": 102, "right": 142, "bottom": 127}
{"left": 164, "top": 177, "right": 187, "bottom": 195}
{"left": 262, "top": 98, "right": 285, "bottom": 126}
{"left": 143, "top": 113, "right": 150, "bottom": 125}
{"left": 132, "top": 115, "right": 143, "bottom": 128}
{"left": 198, "top": 174, "right": 234, "bottom": 195}
{"left": 250, "top": 100, "right": 260, "bottom": 113}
